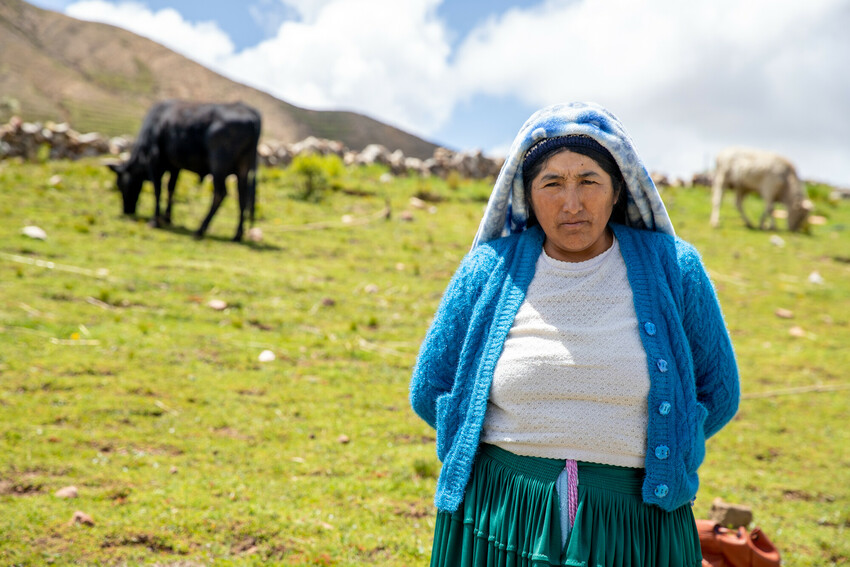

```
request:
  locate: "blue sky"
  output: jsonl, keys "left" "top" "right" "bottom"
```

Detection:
{"left": 27, "top": 0, "right": 850, "bottom": 186}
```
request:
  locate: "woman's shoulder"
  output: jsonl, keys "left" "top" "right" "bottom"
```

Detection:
{"left": 465, "top": 226, "right": 543, "bottom": 264}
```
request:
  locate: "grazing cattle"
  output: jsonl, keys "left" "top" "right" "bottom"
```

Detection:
{"left": 710, "top": 147, "right": 811, "bottom": 232}
{"left": 108, "top": 100, "right": 261, "bottom": 241}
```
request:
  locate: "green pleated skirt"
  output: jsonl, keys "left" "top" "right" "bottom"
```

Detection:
{"left": 430, "top": 444, "right": 702, "bottom": 567}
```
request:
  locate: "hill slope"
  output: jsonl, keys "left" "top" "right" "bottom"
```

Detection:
{"left": 0, "top": 0, "right": 439, "bottom": 157}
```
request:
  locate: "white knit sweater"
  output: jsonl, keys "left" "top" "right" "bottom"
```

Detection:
{"left": 481, "top": 238, "right": 650, "bottom": 467}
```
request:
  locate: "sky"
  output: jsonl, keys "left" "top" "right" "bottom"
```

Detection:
{"left": 28, "top": 0, "right": 850, "bottom": 186}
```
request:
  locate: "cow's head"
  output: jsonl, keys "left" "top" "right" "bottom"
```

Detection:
{"left": 788, "top": 198, "right": 814, "bottom": 232}
{"left": 107, "top": 161, "right": 145, "bottom": 215}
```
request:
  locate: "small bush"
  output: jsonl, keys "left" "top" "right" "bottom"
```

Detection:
{"left": 290, "top": 153, "right": 345, "bottom": 201}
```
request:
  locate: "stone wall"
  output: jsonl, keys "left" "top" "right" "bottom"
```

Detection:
{"left": 0, "top": 117, "right": 504, "bottom": 180}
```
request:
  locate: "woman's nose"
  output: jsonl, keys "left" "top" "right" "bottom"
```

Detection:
{"left": 560, "top": 186, "right": 582, "bottom": 214}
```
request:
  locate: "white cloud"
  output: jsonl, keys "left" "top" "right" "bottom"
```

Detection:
{"left": 448, "top": 0, "right": 850, "bottom": 182}
{"left": 217, "top": 0, "right": 454, "bottom": 135}
{"left": 66, "top": 1, "right": 235, "bottom": 68}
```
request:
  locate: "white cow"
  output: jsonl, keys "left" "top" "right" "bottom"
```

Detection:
{"left": 710, "top": 147, "right": 811, "bottom": 231}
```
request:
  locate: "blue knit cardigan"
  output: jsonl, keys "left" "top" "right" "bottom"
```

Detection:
{"left": 410, "top": 223, "right": 740, "bottom": 513}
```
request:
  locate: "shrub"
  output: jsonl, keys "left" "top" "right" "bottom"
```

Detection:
{"left": 289, "top": 153, "right": 345, "bottom": 201}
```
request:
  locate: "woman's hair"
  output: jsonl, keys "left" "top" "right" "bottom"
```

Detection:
{"left": 522, "top": 136, "right": 628, "bottom": 228}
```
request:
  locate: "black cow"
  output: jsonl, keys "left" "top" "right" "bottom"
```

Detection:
{"left": 108, "top": 100, "right": 262, "bottom": 241}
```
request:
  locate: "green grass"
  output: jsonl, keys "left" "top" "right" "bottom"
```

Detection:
{"left": 1, "top": 160, "right": 848, "bottom": 565}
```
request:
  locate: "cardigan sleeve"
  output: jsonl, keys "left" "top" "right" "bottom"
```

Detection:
{"left": 677, "top": 240, "right": 741, "bottom": 438}
{"left": 409, "top": 247, "right": 494, "bottom": 429}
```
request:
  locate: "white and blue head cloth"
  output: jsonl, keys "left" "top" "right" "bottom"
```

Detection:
{"left": 471, "top": 102, "right": 675, "bottom": 248}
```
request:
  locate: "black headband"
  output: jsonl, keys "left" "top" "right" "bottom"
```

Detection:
{"left": 522, "top": 135, "right": 621, "bottom": 181}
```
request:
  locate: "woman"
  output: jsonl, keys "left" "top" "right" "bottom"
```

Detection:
{"left": 410, "top": 102, "right": 740, "bottom": 566}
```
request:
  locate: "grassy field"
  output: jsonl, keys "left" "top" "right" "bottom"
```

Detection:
{"left": 1, "top": 157, "right": 848, "bottom": 566}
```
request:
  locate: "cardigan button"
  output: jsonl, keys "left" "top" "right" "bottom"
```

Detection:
{"left": 659, "top": 401, "right": 672, "bottom": 416}
{"left": 657, "top": 359, "right": 668, "bottom": 372}
{"left": 655, "top": 445, "right": 670, "bottom": 460}
{"left": 644, "top": 321, "right": 656, "bottom": 336}
{"left": 655, "top": 484, "right": 669, "bottom": 498}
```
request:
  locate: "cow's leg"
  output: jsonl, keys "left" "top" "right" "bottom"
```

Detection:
{"left": 196, "top": 174, "right": 227, "bottom": 239}
{"left": 709, "top": 171, "right": 726, "bottom": 228}
{"left": 759, "top": 201, "right": 776, "bottom": 230}
{"left": 150, "top": 175, "right": 164, "bottom": 227}
{"left": 164, "top": 170, "right": 179, "bottom": 225}
{"left": 759, "top": 181, "right": 781, "bottom": 230}
{"left": 735, "top": 189, "right": 754, "bottom": 229}
{"left": 234, "top": 171, "right": 249, "bottom": 241}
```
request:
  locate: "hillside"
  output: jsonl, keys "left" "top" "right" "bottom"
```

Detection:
{"left": 0, "top": 0, "right": 439, "bottom": 158}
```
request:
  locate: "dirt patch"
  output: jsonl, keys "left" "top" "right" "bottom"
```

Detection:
{"left": 394, "top": 433, "right": 435, "bottom": 444}
{"left": 101, "top": 533, "right": 186, "bottom": 554}
{"left": 212, "top": 426, "right": 254, "bottom": 441}
{"left": 0, "top": 479, "right": 44, "bottom": 496}
{"left": 237, "top": 388, "right": 266, "bottom": 396}
{"left": 231, "top": 536, "right": 258, "bottom": 555}
{"left": 393, "top": 502, "right": 432, "bottom": 519}
{"left": 783, "top": 489, "right": 836, "bottom": 503}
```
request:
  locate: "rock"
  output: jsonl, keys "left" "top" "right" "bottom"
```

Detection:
{"left": 774, "top": 308, "right": 794, "bottom": 319}
{"left": 808, "top": 215, "right": 827, "bottom": 225}
{"left": 21, "top": 225, "right": 47, "bottom": 240}
{"left": 709, "top": 498, "right": 753, "bottom": 528}
{"left": 364, "top": 284, "right": 379, "bottom": 294}
{"left": 691, "top": 172, "right": 713, "bottom": 187}
{"left": 403, "top": 156, "right": 425, "bottom": 175}
{"left": 769, "top": 235, "right": 785, "bottom": 247}
{"left": 55, "top": 486, "right": 78, "bottom": 498}
{"left": 808, "top": 271, "right": 824, "bottom": 285}
{"left": 789, "top": 326, "right": 806, "bottom": 338}
{"left": 356, "top": 144, "right": 392, "bottom": 167}
{"left": 258, "top": 350, "right": 276, "bottom": 362}
{"left": 337, "top": 434, "right": 350, "bottom": 444}
{"left": 409, "top": 197, "right": 427, "bottom": 209}
{"left": 246, "top": 227, "right": 263, "bottom": 242}
{"left": 388, "top": 150, "right": 408, "bottom": 174}
{"left": 399, "top": 210, "right": 414, "bottom": 222}
{"left": 650, "top": 171, "right": 669, "bottom": 187}
{"left": 69, "top": 510, "right": 95, "bottom": 526}
{"left": 207, "top": 299, "right": 228, "bottom": 311}
{"left": 289, "top": 136, "right": 345, "bottom": 157}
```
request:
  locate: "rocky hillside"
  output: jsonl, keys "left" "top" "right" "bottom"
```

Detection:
{"left": 0, "top": 0, "right": 439, "bottom": 158}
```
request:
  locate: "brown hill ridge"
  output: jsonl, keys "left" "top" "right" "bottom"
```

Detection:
{"left": 0, "top": 0, "right": 439, "bottom": 158}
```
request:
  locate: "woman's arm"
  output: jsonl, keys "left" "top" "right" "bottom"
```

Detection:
{"left": 677, "top": 241, "right": 741, "bottom": 438}
{"left": 409, "top": 249, "right": 493, "bottom": 429}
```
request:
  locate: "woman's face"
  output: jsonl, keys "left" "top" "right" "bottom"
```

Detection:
{"left": 529, "top": 149, "right": 618, "bottom": 263}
